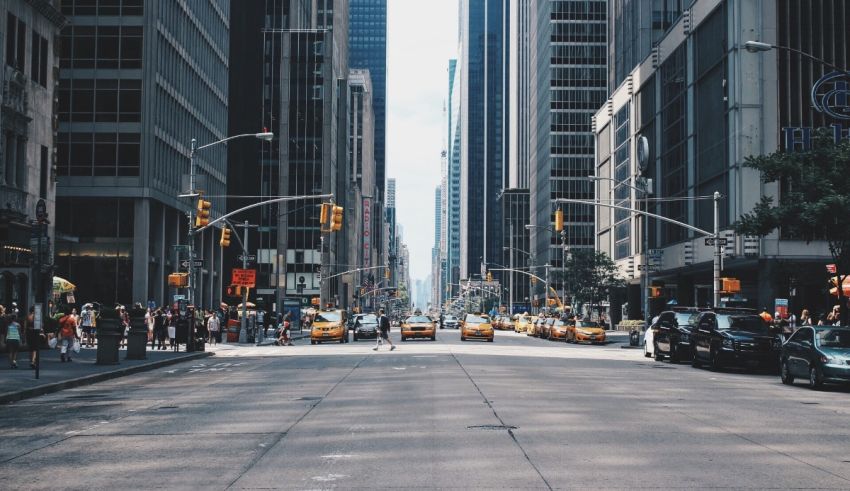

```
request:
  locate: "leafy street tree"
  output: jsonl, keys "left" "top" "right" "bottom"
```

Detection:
{"left": 559, "top": 249, "right": 625, "bottom": 316}
{"left": 735, "top": 129, "right": 850, "bottom": 325}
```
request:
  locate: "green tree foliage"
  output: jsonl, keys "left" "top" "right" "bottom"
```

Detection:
{"left": 559, "top": 249, "right": 625, "bottom": 313}
{"left": 735, "top": 129, "right": 850, "bottom": 323}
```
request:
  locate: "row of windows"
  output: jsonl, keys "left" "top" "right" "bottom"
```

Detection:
{"left": 56, "top": 132, "right": 141, "bottom": 177}
{"left": 6, "top": 14, "right": 49, "bottom": 88}
{"left": 60, "top": 25, "right": 142, "bottom": 69}
{"left": 58, "top": 78, "right": 141, "bottom": 123}
{"left": 552, "top": 22, "right": 606, "bottom": 43}
{"left": 60, "top": 0, "right": 143, "bottom": 16}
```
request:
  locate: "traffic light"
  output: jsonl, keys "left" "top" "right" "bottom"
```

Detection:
{"left": 486, "top": 271, "right": 493, "bottom": 282}
{"left": 554, "top": 208, "right": 564, "bottom": 232}
{"left": 649, "top": 286, "right": 663, "bottom": 298}
{"left": 330, "top": 205, "right": 344, "bottom": 231}
{"left": 385, "top": 268, "right": 390, "bottom": 279}
{"left": 168, "top": 273, "right": 189, "bottom": 287}
{"left": 219, "top": 227, "right": 232, "bottom": 247}
{"left": 225, "top": 285, "right": 243, "bottom": 297}
{"left": 319, "top": 202, "right": 332, "bottom": 230}
{"left": 195, "top": 198, "right": 211, "bottom": 228}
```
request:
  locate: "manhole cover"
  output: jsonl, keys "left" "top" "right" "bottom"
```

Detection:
{"left": 298, "top": 396, "right": 323, "bottom": 401}
{"left": 467, "top": 424, "right": 517, "bottom": 430}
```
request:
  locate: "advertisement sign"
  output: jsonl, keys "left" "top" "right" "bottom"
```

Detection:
{"left": 33, "top": 303, "right": 43, "bottom": 331}
{"left": 784, "top": 71, "right": 850, "bottom": 151}
{"left": 774, "top": 298, "right": 789, "bottom": 319}
{"left": 826, "top": 263, "right": 837, "bottom": 274}
{"left": 231, "top": 268, "right": 257, "bottom": 287}
{"left": 363, "top": 198, "right": 372, "bottom": 268}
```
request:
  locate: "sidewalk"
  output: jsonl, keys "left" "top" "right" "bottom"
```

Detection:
{"left": 0, "top": 345, "right": 213, "bottom": 405}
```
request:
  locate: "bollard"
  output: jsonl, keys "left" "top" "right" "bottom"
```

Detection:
{"left": 125, "top": 308, "right": 148, "bottom": 360}
{"left": 96, "top": 312, "right": 122, "bottom": 365}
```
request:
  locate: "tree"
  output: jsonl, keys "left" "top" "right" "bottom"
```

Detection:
{"left": 558, "top": 250, "right": 625, "bottom": 316}
{"left": 735, "top": 129, "right": 850, "bottom": 325}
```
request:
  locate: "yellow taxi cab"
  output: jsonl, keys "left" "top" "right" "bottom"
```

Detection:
{"left": 567, "top": 319, "right": 606, "bottom": 344}
{"left": 525, "top": 316, "right": 538, "bottom": 336}
{"left": 530, "top": 317, "right": 547, "bottom": 337}
{"left": 401, "top": 314, "right": 437, "bottom": 341}
{"left": 310, "top": 309, "right": 347, "bottom": 344}
{"left": 461, "top": 313, "right": 494, "bottom": 342}
{"left": 548, "top": 318, "right": 568, "bottom": 341}
{"left": 514, "top": 314, "right": 532, "bottom": 333}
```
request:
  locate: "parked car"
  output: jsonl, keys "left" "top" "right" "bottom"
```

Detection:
{"left": 643, "top": 323, "right": 655, "bottom": 358}
{"left": 461, "top": 313, "right": 494, "bottom": 342}
{"left": 651, "top": 308, "right": 703, "bottom": 363}
{"left": 548, "top": 318, "right": 568, "bottom": 341}
{"left": 514, "top": 315, "right": 531, "bottom": 333}
{"left": 525, "top": 316, "right": 540, "bottom": 336}
{"left": 690, "top": 311, "right": 779, "bottom": 371}
{"left": 566, "top": 319, "right": 606, "bottom": 344}
{"left": 351, "top": 313, "right": 379, "bottom": 341}
{"left": 780, "top": 326, "right": 850, "bottom": 389}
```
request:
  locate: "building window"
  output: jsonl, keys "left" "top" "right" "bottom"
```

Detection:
{"left": 6, "top": 14, "right": 26, "bottom": 72}
{"left": 57, "top": 132, "right": 140, "bottom": 177}
{"left": 31, "top": 32, "right": 49, "bottom": 87}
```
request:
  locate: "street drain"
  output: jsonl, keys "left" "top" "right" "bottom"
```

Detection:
{"left": 158, "top": 406, "right": 179, "bottom": 410}
{"left": 298, "top": 396, "right": 323, "bottom": 401}
{"left": 468, "top": 424, "right": 517, "bottom": 431}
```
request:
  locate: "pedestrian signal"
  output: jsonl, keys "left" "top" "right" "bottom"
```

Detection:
{"left": 554, "top": 208, "right": 564, "bottom": 232}
{"left": 720, "top": 277, "right": 741, "bottom": 293}
{"left": 225, "top": 285, "right": 243, "bottom": 297}
{"left": 330, "top": 205, "right": 344, "bottom": 231}
{"left": 219, "top": 227, "right": 232, "bottom": 247}
{"left": 195, "top": 198, "right": 212, "bottom": 228}
{"left": 649, "top": 286, "right": 663, "bottom": 298}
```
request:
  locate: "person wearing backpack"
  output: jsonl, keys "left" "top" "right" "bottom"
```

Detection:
{"left": 373, "top": 309, "right": 395, "bottom": 351}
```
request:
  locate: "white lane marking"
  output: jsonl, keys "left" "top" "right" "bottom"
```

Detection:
{"left": 312, "top": 474, "right": 348, "bottom": 482}
{"left": 321, "top": 454, "right": 353, "bottom": 459}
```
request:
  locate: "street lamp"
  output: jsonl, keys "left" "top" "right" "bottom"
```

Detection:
{"left": 185, "top": 132, "right": 273, "bottom": 321}
{"left": 744, "top": 40, "right": 850, "bottom": 77}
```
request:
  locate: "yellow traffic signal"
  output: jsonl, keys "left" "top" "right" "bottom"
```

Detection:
{"left": 554, "top": 208, "right": 564, "bottom": 232}
{"left": 486, "top": 271, "right": 493, "bottom": 282}
{"left": 385, "top": 268, "right": 390, "bottom": 279}
{"left": 720, "top": 278, "right": 741, "bottom": 293}
{"left": 219, "top": 227, "right": 232, "bottom": 247}
{"left": 330, "top": 205, "right": 344, "bottom": 231}
{"left": 168, "top": 272, "right": 189, "bottom": 287}
{"left": 649, "top": 286, "right": 663, "bottom": 298}
{"left": 195, "top": 198, "right": 211, "bottom": 228}
{"left": 320, "top": 202, "right": 332, "bottom": 227}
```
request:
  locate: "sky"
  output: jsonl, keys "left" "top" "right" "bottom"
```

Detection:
{"left": 386, "top": 0, "right": 459, "bottom": 283}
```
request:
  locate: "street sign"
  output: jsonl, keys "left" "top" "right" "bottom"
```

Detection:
{"left": 238, "top": 254, "right": 257, "bottom": 262}
{"left": 704, "top": 237, "right": 729, "bottom": 246}
{"left": 232, "top": 268, "right": 257, "bottom": 287}
{"left": 648, "top": 249, "right": 664, "bottom": 256}
{"left": 180, "top": 259, "right": 205, "bottom": 268}
{"left": 637, "top": 264, "right": 660, "bottom": 272}
{"left": 256, "top": 288, "right": 275, "bottom": 295}
{"left": 173, "top": 294, "right": 186, "bottom": 301}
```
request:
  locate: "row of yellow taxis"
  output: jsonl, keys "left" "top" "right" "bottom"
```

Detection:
{"left": 493, "top": 314, "right": 606, "bottom": 344}
{"left": 309, "top": 309, "right": 496, "bottom": 343}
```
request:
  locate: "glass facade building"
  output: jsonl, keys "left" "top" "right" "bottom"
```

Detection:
{"left": 349, "top": 0, "right": 387, "bottom": 202}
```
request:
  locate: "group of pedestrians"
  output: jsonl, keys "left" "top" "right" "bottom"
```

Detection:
{"left": 760, "top": 304, "right": 846, "bottom": 341}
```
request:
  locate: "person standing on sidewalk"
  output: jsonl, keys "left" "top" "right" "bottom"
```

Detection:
{"left": 58, "top": 312, "right": 78, "bottom": 362}
{"left": 207, "top": 311, "right": 220, "bottom": 345}
{"left": 373, "top": 309, "right": 395, "bottom": 351}
{"left": 5, "top": 313, "right": 22, "bottom": 368}
{"left": 80, "top": 306, "right": 95, "bottom": 347}
{"left": 25, "top": 307, "right": 44, "bottom": 369}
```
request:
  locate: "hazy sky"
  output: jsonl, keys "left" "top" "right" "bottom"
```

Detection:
{"left": 386, "top": 0, "right": 459, "bottom": 282}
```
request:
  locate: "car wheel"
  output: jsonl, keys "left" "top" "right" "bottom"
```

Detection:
{"left": 780, "top": 360, "right": 795, "bottom": 385}
{"left": 461, "top": 336, "right": 466, "bottom": 341}
{"left": 401, "top": 336, "right": 407, "bottom": 342}
{"left": 340, "top": 337, "right": 345, "bottom": 344}
{"left": 431, "top": 335, "right": 436, "bottom": 341}
{"left": 643, "top": 341, "right": 651, "bottom": 358}
{"left": 669, "top": 345, "right": 679, "bottom": 364}
{"left": 353, "top": 334, "right": 358, "bottom": 342}
{"left": 808, "top": 366, "right": 824, "bottom": 390}
{"left": 311, "top": 340, "right": 316, "bottom": 345}
{"left": 691, "top": 348, "right": 702, "bottom": 368}
{"left": 653, "top": 342, "right": 664, "bottom": 362}
{"left": 488, "top": 337, "right": 494, "bottom": 342}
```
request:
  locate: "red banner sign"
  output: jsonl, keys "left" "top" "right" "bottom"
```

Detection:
{"left": 231, "top": 269, "right": 256, "bottom": 287}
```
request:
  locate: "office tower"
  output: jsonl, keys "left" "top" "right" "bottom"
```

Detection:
{"left": 446, "top": 58, "right": 462, "bottom": 297}
{"left": 432, "top": 185, "right": 442, "bottom": 308}
{"left": 459, "top": 0, "right": 507, "bottom": 280}
{"left": 349, "top": 0, "right": 387, "bottom": 202}
{"left": 385, "top": 177, "right": 397, "bottom": 285}
{"left": 56, "top": 1, "right": 230, "bottom": 307}
{"left": 0, "top": 0, "right": 63, "bottom": 309}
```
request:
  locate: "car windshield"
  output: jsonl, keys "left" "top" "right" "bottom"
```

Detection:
{"left": 578, "top": 321, "right": 598, "bottom": 328}
{"left": 407, "top": 316, "right": 432, "bottom": 323}
{"left": 675, "top": 313, "right": 696, "bottom": 326}
{"left": 816, "top": 329, "right": 850, "bottom": 348}
{"left": 445, "top": 316, "right": 457, "bottom": 321}
{"left": 716, "top": 315, "right": 767, "bottom": 333}
{"left": 465, "top": 315, "right": 489, "bottom": 324}
{"left": 315, "top": 312, "right": 341, "bottom": 323}
{"left": 356, "top": 315, "right": 377, "bottom": 325}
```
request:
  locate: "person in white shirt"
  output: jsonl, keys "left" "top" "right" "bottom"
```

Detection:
{"left": 207, "top": 313, "right": 220, "bottom": 345}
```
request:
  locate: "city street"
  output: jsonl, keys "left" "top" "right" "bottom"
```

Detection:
{"left": 2, "top": 330, "right": 850, "bottom": 489}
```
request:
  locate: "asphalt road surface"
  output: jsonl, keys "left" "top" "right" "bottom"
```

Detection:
{"left": 2, "top": 329, "right": 850, "bottom": 490}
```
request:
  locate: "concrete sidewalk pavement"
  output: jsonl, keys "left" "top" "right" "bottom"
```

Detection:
{"left": 0, "top": 345, "right": 213, "bottom": 404}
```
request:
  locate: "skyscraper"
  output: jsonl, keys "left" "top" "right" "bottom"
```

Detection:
{"left": 459, "top": 0, "right": 507, "bottom": 280}
{"left": 56, "top": 1, "right": 230, "bottom": 307}
{"left": 446, "top": 58, "right": 462, "bottom": 297}
{"left": 349, "top": 0, "right": 387, "bottom": 202}
{"left": 529, "top": 1, "right": 607, "bottom": 302}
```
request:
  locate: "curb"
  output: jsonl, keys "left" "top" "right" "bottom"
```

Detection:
{"left": 0, "top": 351, "right": 214, "bottom": 405}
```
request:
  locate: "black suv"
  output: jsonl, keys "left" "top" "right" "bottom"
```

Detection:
{"left": 690, "top": 309, "right": 779, "bottom": 371}
{"left": 651, "top": 308, "right": 704, "bottom": 363}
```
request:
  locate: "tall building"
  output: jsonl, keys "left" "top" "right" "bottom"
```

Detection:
{"left": 459, "top": 0, "right": 507, "bottom": 280}
{"left": 446, "top": 58, "right": 462, "bottom": 298}
{"left": 507, "top": 0, "right": 531, "bottom": 189}
{"left": 228, "top": 1, "right": 351, "bottom": 310}
{"left": 0, "top": 0, "right": 64, "bottom": 310}
{"left": 349, "top": 0, "right": 387, "bottom": 202}
{"left": 431, "top": 185, "right": 442, "bottom": 308}
{"left": 56, "top": 1, "right": 230, "bottom": 308}
{"left": 529, "top": 0, "right": 607, "bottom": 305}
{"left": 385, "top": 177, "right": 397, "bottom": 286}
{"left": 594, "top": 0, "right": 838, "bottom": 319}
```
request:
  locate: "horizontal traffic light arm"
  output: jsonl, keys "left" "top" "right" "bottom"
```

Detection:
{"left": 193, "top": 193, "right": 335, "bottom": 234}
{"left": 320, "top": 264, "right": 390, "bottom": 282}
{"left": 554, "top": 198, "right": 714, "bottom": 237}
{"left": 486, "top": 268, "right": 548, "bottom": 287}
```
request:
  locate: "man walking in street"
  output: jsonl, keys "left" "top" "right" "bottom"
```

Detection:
{"left": 373, "top": 309, "right": 395, "bottom": 351}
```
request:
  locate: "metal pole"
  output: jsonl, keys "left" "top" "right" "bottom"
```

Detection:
{"left": 188, "top": 139, "right": 197, "bottom": 311}
{"left": 239, "top": 220, "right": 249, "bottom": 343}
{"left": 713, "top": 191, "right": 721, "bottom": 308}
{"left": 545, "top": 264, "right": 550, "bottom": 313}
{"left": 561, "top": 230, "right": 567, "bottom": 315}
{"left": 642, "top": 189, "right": 649, "bottom": 324}
{"left": 319, "top": 235, "right": 325, "bottom": 309}
{"left": 509, "top": 222, "right": 514, "bottom": 316}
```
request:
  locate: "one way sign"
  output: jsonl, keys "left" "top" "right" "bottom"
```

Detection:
{"left": 181, "top": 259, "right": 205, "bottom": 269}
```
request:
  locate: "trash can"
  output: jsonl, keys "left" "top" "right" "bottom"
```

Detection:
{"left": 629, "top": 327, "right": 641, "bottom": 347}
{"left": 125, "top": 308, "right": 148, "bottom": 360}
{"left": 226, "top": 326, "right": 238, "bottom": 343}
{"left": 96, "top": 313, "right": 122, "bottom": 365}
